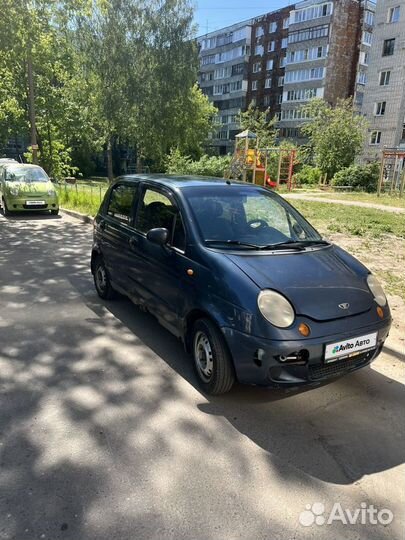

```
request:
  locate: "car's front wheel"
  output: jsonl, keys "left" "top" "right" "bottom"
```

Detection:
{"left": 2, "top": 198, "right": 10, "bottom": 217}
{"left": 192, "top": 318, "right": 235, "bottom": 395}
{"left": 93, "top": 256, "right": 116, "bottom": 300}
{"left": 51, "top": 209, "right": 59, "bottom": 215}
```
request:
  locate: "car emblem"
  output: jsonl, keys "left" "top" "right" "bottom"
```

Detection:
{"left": 339, "top": 303, "right": 350, "bottom": 310}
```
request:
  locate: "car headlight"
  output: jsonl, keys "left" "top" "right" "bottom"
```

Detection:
{"left": 367, "top": 274, "right": 387, "bottom": 307}
{"left": 47, "top": 189, "right": 56, "bottom": 196}
{"left": 258, "top": 290, "right": 295, "bottom": 328}
{"left": 9, "top": 187, "right": 19, "bottom": 196}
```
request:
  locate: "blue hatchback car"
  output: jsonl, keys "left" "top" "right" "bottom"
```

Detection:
{"left": 91, "top": 175, "right": 391, "bottom": 394}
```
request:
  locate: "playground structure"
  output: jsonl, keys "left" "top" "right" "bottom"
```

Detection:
{"left": 228, "top": 130, "right": 297, "bottom": 190}
{"left": 377, "top": 148, "right": 405, "bottom": 197}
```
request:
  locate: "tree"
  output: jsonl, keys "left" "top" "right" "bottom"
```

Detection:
{"left": 300, "top": 98, "right": 368, "bottom": 180}
{"left": 240, "top": 104, "right": 278, "bottom": 148}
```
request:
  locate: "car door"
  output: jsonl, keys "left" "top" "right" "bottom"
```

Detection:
{"left": 99, "top": 181, "right": 139, "bottom": 292}
{"left": 125, "top": 184, "right": 187, "bottom": 336}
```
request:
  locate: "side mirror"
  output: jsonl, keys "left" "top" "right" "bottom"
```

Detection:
{"left": 146, "top": 227, "right": 169, "bottom": 246}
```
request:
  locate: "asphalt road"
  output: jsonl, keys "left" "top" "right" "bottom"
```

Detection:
{"left": 0, "top": 211, "right": 404, "bottom": 540}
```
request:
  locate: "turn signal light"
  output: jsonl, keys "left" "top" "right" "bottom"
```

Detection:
{"left": 377, "top": 306, "right": 384, "bottom": 319}
{"left": 298, "top": 323, "right": 311, "bottom": 337}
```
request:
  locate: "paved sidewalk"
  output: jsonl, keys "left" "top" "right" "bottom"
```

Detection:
{"left": 283, "top": 194, "right": 405, "bottom": 214}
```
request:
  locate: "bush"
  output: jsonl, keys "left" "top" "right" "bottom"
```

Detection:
{"left": 332, "top": 163, "right": 380, "bottom": 193}
{"left": 294, "top": 165, "right": 322, "bottom": 186}
{"left": 166, "top": 148, "right": 232, "bottom": 178}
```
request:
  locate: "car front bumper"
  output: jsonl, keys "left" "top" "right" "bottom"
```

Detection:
{"left": 5, "top": 195, "right": 59, "bottom": 211}
{"left": 222, "top": 319, "right": 391, "bottom": 387}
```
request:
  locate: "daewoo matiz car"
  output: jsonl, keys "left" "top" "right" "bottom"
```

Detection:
{"left": 91, "top": 175, "right": 391, "bottom": 394}
{"left": 0, "top": 163, "right": 59, "bottom": 215}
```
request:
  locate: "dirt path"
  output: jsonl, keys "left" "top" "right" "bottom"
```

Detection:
{"left": 283, "top": 194, "right": 405, "bottom": 214}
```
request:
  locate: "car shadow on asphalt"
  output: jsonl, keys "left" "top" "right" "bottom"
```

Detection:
{"left": 88, "top": 294, "right": 405, "bottom": 487}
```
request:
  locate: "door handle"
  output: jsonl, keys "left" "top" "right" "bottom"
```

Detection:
{"left": 129, "top": 236, "right": 138, "bottom": 250}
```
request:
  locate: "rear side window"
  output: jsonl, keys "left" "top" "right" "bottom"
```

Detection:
{"left": 107, "top": 183, "right": 137, "bottom": 224}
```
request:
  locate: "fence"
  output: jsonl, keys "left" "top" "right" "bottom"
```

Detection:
{"left": 55, "top": 182, "right": 108, "bottom": 204}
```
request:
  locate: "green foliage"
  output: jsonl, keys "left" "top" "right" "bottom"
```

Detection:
{"left": 240, "top": 104, "right": 278, "bottom": 148}
{"left": 332, "top": 163, "right": 380, "bottom": 193}
{"left": 294, "top": 165, "right": 322, "bottom": 186}
{"left": 25, "top": 140, "right": 79, "bottom": 181}
{"left": 301, "top": 98, "right": 368, "bottom": 180}
{"left": 166, "top": 149, "right": 232, "bottom": 178}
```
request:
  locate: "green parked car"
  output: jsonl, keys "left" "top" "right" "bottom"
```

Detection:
{"left": 0, "top": 163, "right": 59, "bottom": 216}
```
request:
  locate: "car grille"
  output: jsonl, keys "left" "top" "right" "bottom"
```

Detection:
{"left": 309, "top": 350, "right": 375, "bottom": 380}
{"left": 23, "top": 203, "right": 48, "bottom": 209}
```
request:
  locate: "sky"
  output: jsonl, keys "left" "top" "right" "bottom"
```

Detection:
{"left": 193, "top": 0, "right": 290, "bottom": 36}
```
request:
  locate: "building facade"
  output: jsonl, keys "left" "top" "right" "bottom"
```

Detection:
{"left": 246, "top": 6, "right": 294, "bottom": 120}
{"left": 197, "top": 22, "right": 253, "bottom": 155}
{"left": 361, "top": 0, "right": 405, "bottom": 161}
{"left": 279, "top": 0, "right": 373, "bottom": 140}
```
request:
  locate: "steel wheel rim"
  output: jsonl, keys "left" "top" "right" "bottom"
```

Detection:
{"left": 194, "top": 331, "right": 214, "bottom": 382}
{"left": 96, "top": 265, "right": 107, "bottom": 293}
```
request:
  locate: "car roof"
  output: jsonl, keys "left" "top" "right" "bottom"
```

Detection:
{"left": 4, "top": 163, "right": 43, "bottom": 170}
{"left": 117, "top": 174, "right": 258, "bottom": 190}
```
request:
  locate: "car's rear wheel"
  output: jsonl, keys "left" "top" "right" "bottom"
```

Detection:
{"left": 192, "top": 318, "right": 235, "bottom": 395}
{"left": 93, "top": 256, "right": 116, "bottom": 300}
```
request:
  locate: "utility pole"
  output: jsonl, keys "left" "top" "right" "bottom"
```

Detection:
{"left": 27, "top": 50, "right": 38, "bottom": 164}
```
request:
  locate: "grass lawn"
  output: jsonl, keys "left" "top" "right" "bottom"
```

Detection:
{"left": 292, "top": 190, "right": 405, "bottom": 208}
{"left": 56, "top": 183, "right": 107, "bottom": 216}
{"left": 292, "top": 200, "right": 405, "bottom": 239}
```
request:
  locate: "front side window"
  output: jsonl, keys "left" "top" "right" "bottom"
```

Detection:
{"left": 135, "top": 188, "right": 185, "bottom": 250}
{"left": 107, "top": 183, "right": 137, "bottom": 224}
{"left": 183, "top": 186, "right": 321, "bottom": 249}
{"left": 5, "top": 166, "right": 49, "bottom": 183}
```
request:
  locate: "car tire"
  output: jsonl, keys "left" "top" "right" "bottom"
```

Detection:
{"left": 93, "top": 256, "right": 116, "bottom": 300}
{"left": 51, "top": 209, "right": 59, "bottom": 215}
{"left": 2, "top": 198, "right": 10, "bottom": 217}
{"left": 192, "top": 318, "right": 235, "bottom": 395}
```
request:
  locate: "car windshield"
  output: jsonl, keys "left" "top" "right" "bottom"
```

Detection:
{"left": 183, "top": 185, "right": 323, "bottom": 249}
{"left": 6, "top": 166, "right": 49, "bottom": 183}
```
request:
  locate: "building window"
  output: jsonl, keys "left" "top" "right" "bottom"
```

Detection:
{"left": 252, "top": 80, "right": 258, "bottom": 91}
{"left": 285, "top": 67, "right": 325, "bottom": 83}
{"left": 253, "top": 62, "right": 261, "bottom": 73}
{"left": 278, "top": 76, "right": 284, "bottom": 87}
{"left": 379, "top": 70, "right": 391, "bottom": 86}
{"left": 286, "top": 88, "right": 318, "bottom": 102}
{"left": 383, "top": 38, "right": 395, "bottom": 56}
{"left": 266, "top": 59, "right": 274, "bottom": 70}
{"left": 358, "top": 71, "right": 367, "bottom": 85}
{"left": 359, "top": 51, "right": 369, "bottom": 65}
{"left": 250, "top": 98, "right": 257, "bottom": 107}
{"left": 230, "top": 80, "right": 242, "bottom": 92}
{"left": 255, "top": 45, "right": 264, "bottom": 56}
{"left": 388, "top": 6, "right": 400, "bottom": 23}
{"left": 365, "top": 10, "right": 374, "bottom": 26}
{"left": 370, "top": 131, "right": 382, "bottom": 145}
{"left": 264, "top": 95, "right": 271, "bottom": 106}
{"left": 375, "top": 101, "right": 386, "bottom": 116}
{"left": 287, "top": 46, "right": 327, "bottom": 64}
{"left": 232, "top": 63, "right": 244, "bottom": 76}
{"left": 281, "top": 37, "right": 288, "bottom": 49}
{"left": 401, "top": 123, "right": 405, "bottom": 142}
{"left": 265, "top": 78, "right": 272, "bottom": 88}
{"left": 277, "top": 94, "right": 283, "bottom": 104}
{"left": 269, "top": 21, "right": 277, "bottom": 33}
{"left": 362, "top": 31, "right": 372, "bottom": 45}
{"left": 288, "top": 24, "right": 329, "bottom": 44}
{"left": 283, "top": 17, "right": 289, "bottom": 29}
{"left": 256, "top": 26, "right": 264, "bottom": 38}
{"left": 268, "top": 41, "right": 275, "bottom": 52}
{"left": 293, "top": 2, "right": 332, "bottom": 23}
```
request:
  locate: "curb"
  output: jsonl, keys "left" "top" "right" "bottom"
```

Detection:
{"left": 60, "top": 207, "right": 94, "bottom": 224}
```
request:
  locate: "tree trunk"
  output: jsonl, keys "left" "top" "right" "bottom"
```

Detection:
{"left": 27, "top": 51, "right": 38, "bottom": 164}
{"left": 107, "top": 137, "right": 114, "bottom": 182}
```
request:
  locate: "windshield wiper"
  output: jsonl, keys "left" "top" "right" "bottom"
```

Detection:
{"left": 205, "top": 240, "right": 262, "bottom": 249}
{"left": 258, "top": 239, "right": 330, "bottom": 251}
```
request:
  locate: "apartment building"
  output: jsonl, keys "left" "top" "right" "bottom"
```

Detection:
{"left": 278, "top": 0, "right": 374, "bottom": 140}
{"left": 197, "top": 22, "right": 252, "bottom": 155}
{"left": 361, "top": 1, "right": 405, "bottom": 160}
{"left": 246, "top": 6, "right": 294, "bottom": 120}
